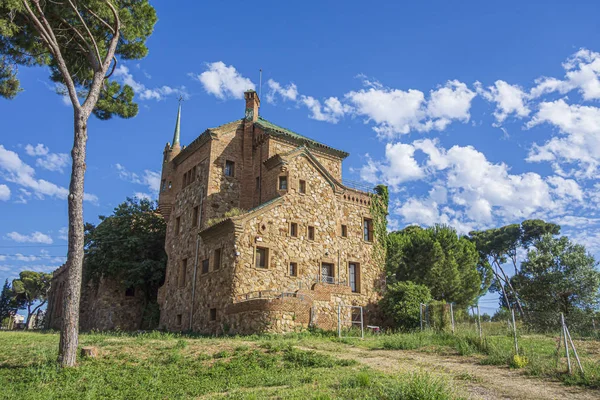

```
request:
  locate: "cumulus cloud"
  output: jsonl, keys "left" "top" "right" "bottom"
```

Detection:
{"left": 25, "top": 143, "right": 69, "bottom": 173}
{"left": 191, "top": 62, "right": 255, "bottom": 100}
{"left": 530, "top": 49, "right": 600, "bottom": 100}
{"left": 0, "top": 184, "right": 9, "bottom": 201}
{"left": 0, "top": 145, "right": 97, "bottom": 203}
{"left": 475, "top": 80, "right": 531, "bottom": 125}
{"left": 362, "top": 139, "right": 582, "bottom": 229}
{"left": 526, "top": 99, "right": 600, "bottom": 178}
{"left": 346, "top": 79, "right": 475, "bottom": 137}
{"left": 115, "top": 163, "right": 160, "bottom": 197}
{"left": 299, "top": 95, "right": 351, "bottom": 123}
{"left": 58, "top": 227, "right": 68, "bottom": 241}
{"left": 114, "top": 65, "right": 188, "bottom": 101}
{"left": 6, "top": 231, "right": 53, "bottom": 244}
{"left": 266, "top": 79, "right": 298, "bottom": 103}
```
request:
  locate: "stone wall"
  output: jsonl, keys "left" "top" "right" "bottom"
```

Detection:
{"left": 45, "top": 264, "right": 148, "bottom": 331}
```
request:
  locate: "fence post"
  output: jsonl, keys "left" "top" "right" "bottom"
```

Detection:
{"left": 450, "top": 303, "right": 455, "bottom": 334}
{"left": 561, "top": 313, "right": 572, "bottom": 374}
{"left": 477, "top": 305, "right": 483, "bottom": 340}
{"left": 563, "top": 315, "right": 584, "bottom": 375}
{"left": 360, "top": 306, "right": 364, "bottom": 340}
{"left": 337, "top": 304, "right": 341, "bottom": 338}
{"left": 511, "top": 308, "right": 519, "bottom": 354}
{"left": 419, "top": 303, "right": 423, "bottom": 331}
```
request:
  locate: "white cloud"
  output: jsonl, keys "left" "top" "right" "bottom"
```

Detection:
{"left": 115, "top": 164, "right": 160, "bottom": 196}
{"left": 6, "top": 231, "right": 53, "bottom": 244}
{"left": 13, "top": 254, "right": 39, "bottom": 262}
{"left": 475, "top": 80, "right": 530, "bottom": 125}
{"left": 134, "top": 192, "right": 152, "bottom": 201}
{"left": 0, "top": 145, "right": 97, "bottom": 202}
{"left": 25, "top": 144, "right": 49, "bottom": 156}
{"left": 58, "top": 227, "right": 68, "bottom": 241}
{"left": 526, "top": 99, "right": 600, "bottom": 178}
{"left": 0, "top": 184, "right": 9, "bottom": 201}
{"left": 299, "top": 95, "right": 350, "bottom": 123}
{"left": 531, "top": 49, "right": 600, "bottom": 100}
{"left": 364, "top": 139, "right": 581, "bottom": 229}
{"left": 266, "top": 79, "right": 298, "bottom": 103}
{"left": 25, "top": 143, "right": 69, "bottom": 173}
{"left": 191, "top": 62, "right": 255, "bottom": 100}
{"left": 114, "top": 65, "right": 188, "bottom": 101}
{"left": 346, "top": 80, "right": 475, "bottom": 138}
{"left": 361, "top": 142, "right": 425, "bottom": 187}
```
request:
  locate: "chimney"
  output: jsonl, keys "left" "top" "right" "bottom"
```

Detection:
{"left": 244, "top": 90, "right": 260, "bottom": 122}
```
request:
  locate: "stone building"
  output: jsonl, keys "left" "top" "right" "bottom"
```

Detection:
{"left": 45, "top": 263, "right": 148, "bottom": 331}
{"left": 157, "top": 90, "right": 386, "bottom": 334}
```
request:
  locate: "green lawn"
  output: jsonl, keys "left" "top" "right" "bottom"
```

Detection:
{"left": 0, "top": 331, "right": 460, "bottom": 400}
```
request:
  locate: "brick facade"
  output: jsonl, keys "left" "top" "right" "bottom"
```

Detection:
{"left": 157, "top": 91, "right": 386, "bottom": 335}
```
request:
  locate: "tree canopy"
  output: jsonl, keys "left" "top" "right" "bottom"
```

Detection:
{"left": 84, "top": 197, "right": 167, "bottom": 302}
{"left": 469, "top": 219, "right": 561, "bottom": 315}
{"left": 0, "top": 279, "right": 24, "bottom": 325}
{"left": 12, "top": 271, "right": 52, "bottom": 328}
{"left": 0, "top": 0, "right": 156, "bottom": 118}
{"left": 514, "top": 234, "right": 600, "bottom": 317}
{"left": 387, "top": 224, "right": 485, "bottom": 307}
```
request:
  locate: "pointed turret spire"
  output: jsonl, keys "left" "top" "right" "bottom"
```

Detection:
{"left": 171, "top": 98, "right": 182, "bottom": 149}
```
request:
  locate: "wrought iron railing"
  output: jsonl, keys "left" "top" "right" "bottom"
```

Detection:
{"left": 235, "top": 290, "right": 306, "bottom": 302}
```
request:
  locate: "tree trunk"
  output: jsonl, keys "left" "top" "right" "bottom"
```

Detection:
{"left": 58, "top": 111, "right": 88, "bottom": 367}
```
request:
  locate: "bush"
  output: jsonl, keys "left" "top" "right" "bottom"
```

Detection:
{"left": 510, "top": 354, "right": 529, "bottom": 369}
{"left": 381, "top": 281, "right": 431, "bottom": 330}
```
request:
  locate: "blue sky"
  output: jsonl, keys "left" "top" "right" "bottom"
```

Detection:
{"left": 1, "top": 0, "right": 600, "bottom": 310}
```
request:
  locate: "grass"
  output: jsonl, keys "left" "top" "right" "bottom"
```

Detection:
{"left": 0, "top": 331, "right": 462, "bottom": 400}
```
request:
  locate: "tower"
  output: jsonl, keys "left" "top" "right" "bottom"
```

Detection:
{"left": 159, "top": 101, "right": 182, "bottom": 221}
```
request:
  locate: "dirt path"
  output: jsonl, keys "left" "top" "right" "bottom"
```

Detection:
{"left": 309, "top": 346, "right": 598, "bottom": 400}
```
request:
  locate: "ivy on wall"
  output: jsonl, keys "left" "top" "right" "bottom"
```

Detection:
{"left": 370, "top": 185, "right": 389, "bottom": 270}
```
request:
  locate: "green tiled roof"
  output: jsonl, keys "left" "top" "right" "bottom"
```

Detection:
{"left": 255, "top": 117, "right": 349, "bottom": 159}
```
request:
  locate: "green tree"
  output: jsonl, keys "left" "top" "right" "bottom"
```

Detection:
{"left": 381, "top": 281, "right": 431, "bottom": 330}
{"left": 470, "top": 219, "right": 560, "bottom": 317}
{"left": 513, "top": 235, "right": 600, "bottom": 320}
{"left": 84, "top": 197, "right": 166, "bottom": 327}
{"left": 387, "top": 224, "right": 484, "bottom": 307}
{"left": 1, "top": 1, "right": 157, "bottom": 366}
{"left": 12, "top": 271, "right": 52, "bottom": 329}
{"left": 0, "top": 279, "right": 24, "bottom": 327}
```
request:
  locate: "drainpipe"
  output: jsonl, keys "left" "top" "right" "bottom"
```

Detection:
{"left": 189, "top": 234, "right": 200, "bottom": 331}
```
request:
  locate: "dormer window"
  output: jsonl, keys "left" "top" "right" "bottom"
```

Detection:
{"left": 279, "top": 176, "right": 288, "bottom": 190}
{"left": 225, "top": 160, "right": 235, "bottom": 177}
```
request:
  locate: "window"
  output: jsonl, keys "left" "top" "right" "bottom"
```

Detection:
{"left": 289, "top": 262, "right": 298, "bottom": 277}
{"left": 307, "top": 226, "right": 315, "bottom": 241}
{"left": 279, "top": 176, "right": 288, "bottom": 190}
{"left": 202, "top": 258, "right": 209, "bottom": 274}
{"left": 178, "top": 259, "right": 187, "bottom": 287}
{"left": 225, "top": 160, "right": 235, "bottom": 177}
{"left": 168, "top": 181, "right": 172, "bottom": 189}
{"left": 341, "top": 224, "right": 348, "bottom": 238}
{"left": 256, "top": 176, "right": 261, "bottom": 191}
{"left": 125, "top": 287, "right": 135, "bottom": 297}
{"left": 161, "top": 179, "right": 166, "bottom": 192}
{"left": 175, "top": 217, "right": 181, "bottom": 235}
{"left": 349, "top": 263, "right": 360, "bottom": 293}
{"left": 210, "top": 308, "right": 217, "bottom": 321}
{"left": 363, "top": 218, "right": 373, "bottom": 242}
{"left": 176, "top": 314, "right": 182, "bottom": 326}
{"left": 290, "top": 222, "right": 298, "bottom": 237}
{"left": 299, "top": 180, "right": 306, "bottom": 194}
{"left": 192, "top": 206, "right": 199, "bottom": 227}
{"left": 255, "top": 247, "right": 268, "bottom": 269}
{"left": 321, "top": 263, "right": 334, "bottom": 284}
{"left": 214, "top": 248, "right": 222, "bottom": 270}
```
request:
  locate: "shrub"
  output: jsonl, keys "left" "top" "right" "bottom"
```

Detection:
{"left": 510, "top": 354, "right": 529, "bottom": 369}
{"left": 380, "top": 281, "right": 431, "bottom": 330}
